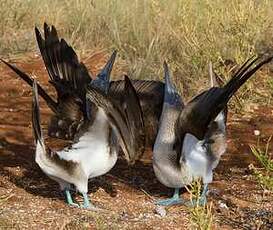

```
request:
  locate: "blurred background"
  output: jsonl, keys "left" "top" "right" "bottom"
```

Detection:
{"left": 1, "top": 0, "right": 272, "bottom": 99}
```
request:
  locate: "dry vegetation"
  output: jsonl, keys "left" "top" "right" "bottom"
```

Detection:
{"left": 250, "top": 136, "right": 273, "bottom": 191}
{"left": 1, "top": 0, "right": 273, "bottom": 89}
{"left": 0, "top": 0, "right": 273, "bottom": 229}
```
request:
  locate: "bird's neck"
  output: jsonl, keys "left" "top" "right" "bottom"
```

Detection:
{"left": 154, "top": 104, "right": 181, "bottom": 151}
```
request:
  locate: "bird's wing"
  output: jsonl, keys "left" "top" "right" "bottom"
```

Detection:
{"left": 175, "top": 55, "right": 273, "bottom": 162}
{"left": 86, "top": 76, "right": 145, "bottom": 164}
{"left": 109, "top": 79, "right": 164, "bottom": 146}
{"left": 36, "top": 23, "right": 92, "bottom": 101}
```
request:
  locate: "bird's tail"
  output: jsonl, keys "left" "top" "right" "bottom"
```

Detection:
{"left": 163, "top": 61, "right": 184, "bottom": 107}
{"left": 221, "top": 55, "right": 273, "bottom": 104}
{"left": 91, "top": 50, "right": 117, "bottom": 92}
{"left": 32, "top": 80, "right": 45, "bottom": 149}
{"left": 1, "top": 59, "right": 58, "bottom": 114}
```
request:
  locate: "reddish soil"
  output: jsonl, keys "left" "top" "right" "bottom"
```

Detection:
{"left": 0, "top": 53, "right": 272, "bottom": 229}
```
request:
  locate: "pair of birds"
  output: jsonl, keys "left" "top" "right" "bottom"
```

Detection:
{"left": 2, "top": 23, "right": 272, "bottom": 209}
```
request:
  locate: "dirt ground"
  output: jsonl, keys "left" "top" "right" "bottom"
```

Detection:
{"left": 0, "top": 52, "right": 272, "bottom": 229}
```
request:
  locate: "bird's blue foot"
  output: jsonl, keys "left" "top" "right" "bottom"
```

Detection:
{"left": 156, "top": 188, "right": 184, "bottom": 206}
{"left": 64, "top": 189, "right": 79, "bottom": 207}
{"left": 156, "top": 197, "right": 184, "bottom": 206}
{"left": 80, "top": 192, "right": 94, "bottom": 209}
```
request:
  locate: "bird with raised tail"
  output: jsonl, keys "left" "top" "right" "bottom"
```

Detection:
{"left": 31, "top": 67, "right": 145, "bottom": 208}
{"left": 1, "top": 23, "right": 117, "bottom": 141}
{"left": 153, "top": 56, "right": 273, "bottom": 206}
{"left": 1, "top": 23, "right": 164, "bottom": 155}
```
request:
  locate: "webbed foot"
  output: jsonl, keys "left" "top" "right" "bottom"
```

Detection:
{"left": 64, "top": 189, "right": 79, "bottom": 207}
{"left": 69, "top": 202, "right": 80, "bottom": 208}
{"left": 156, "top": 197, "right": 185, "bottom": 206}
{"left": 155, "top": 188, "right": 184, "bottom": 206}
{"left": 80, "top": 192, "right": 102, "bottom": 211}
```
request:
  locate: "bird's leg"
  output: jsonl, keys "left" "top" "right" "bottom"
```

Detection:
{"left": 80, "top": 193, "right": 104, "bottom": 211}
{"left": 199, "top": 183, "right": 208, "bottom": 205}
{"left": 155, "top": 188, "right": 185, "bottom": 206}
{"left": 64, "top": 189, "right": 79, "bottom": 207}
{"left": 80, "top": 192, "right": 94, "bottom": 209}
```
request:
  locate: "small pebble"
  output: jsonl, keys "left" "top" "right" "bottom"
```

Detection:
{"left": 155, "top": 205, "right": 167, "bottom": 217}
{"left": 218, "top": 201, "right": 228, "bottom": 209}
{"left": 254, "top": 130, "right": 260, "bottom": 136}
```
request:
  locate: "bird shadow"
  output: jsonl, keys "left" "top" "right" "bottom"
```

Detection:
{"left": 108, "top": 157, "right": 185, "bottom": 199}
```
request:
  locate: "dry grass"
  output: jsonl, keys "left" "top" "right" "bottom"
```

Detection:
{"left": 0, "top": 0, "right": 272, "bottom": 98}
{"left": 185, "top": 180, "right": 214, "bottom": 230}
{"left": 249, "top": 135, "right": 273, "bottom": 191}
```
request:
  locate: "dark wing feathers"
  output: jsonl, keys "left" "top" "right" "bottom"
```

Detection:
{"left": 32, "top": 80, "right": 44, "bottom": 146}
{"left": 177, "top": 55, "right": 273, "bottom": 141}
{"left": 110, "top": 79, "right": 164, "bottom": 97}
{"left": 4, "top": 22, "right": 163, "bottom": 145}
{"left": 122, "top": 76, "right": 146, "bottom": 160}
{"left": 110, "top": 79, "right": 164, "bottom": 118}
{"left": 223, "top": 56, "right": 270, "bottom": 99}
{"left": 86, "top": 85, "right": 132, "bottom": 162}
{"left": 86, "top": 76, "right": 146, "bottom": 163}
{"left": 110, "top": 79, "right": 164, "bottom": 146}
{"left": 3, "top": 23, "right": 94, "bottom": 140}
{"left": 36, "top": 23, "right": 91, "bottom": 100}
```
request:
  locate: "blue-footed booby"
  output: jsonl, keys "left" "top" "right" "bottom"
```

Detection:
{"left": 1, "top": 23, "right": 116, "bottom": 141}
{"left": 2, "top": 23, "right": 164, "bottom": 158}
{"left": 153, "top": 56, "right": 273, "bottom": 206}
{"left": 31, "top": 69, "right": 145, "bottom": 208}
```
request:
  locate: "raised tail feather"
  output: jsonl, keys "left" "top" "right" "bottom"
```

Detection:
{"left": 209, "top": 61, "right": 228, "bottom": 123}
{"left": 219, "top": 55, "right": 273, "bottom": 106}
{"left": 1, "top": 59, "right": 58, "bottom": 114}
{"left": 209, "top": 61, "right": 224, "bottom": 87}
{"left": 163, "top": 61, "right": 183, "bottom": 107}
{"left": 176, "top": 55, "right": 273, "bottom": 142}
{"left": 163, "top": 61, "right": 176, "bottom": 95}
{"left": 91, "top": 50, "right": 117, "bottom": 92}
{"left": 32, "top": 80, "right": 44, "bottom": 147}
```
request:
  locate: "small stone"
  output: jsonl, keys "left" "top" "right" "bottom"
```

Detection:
{"left": 254, "top": 130, "right": 260, "bottom": 136}
{"left": 218, "top": 201, "right": 228, "bottom": 209}
{"left": 155, "top": 205, "right": 167, "bottom": 217}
